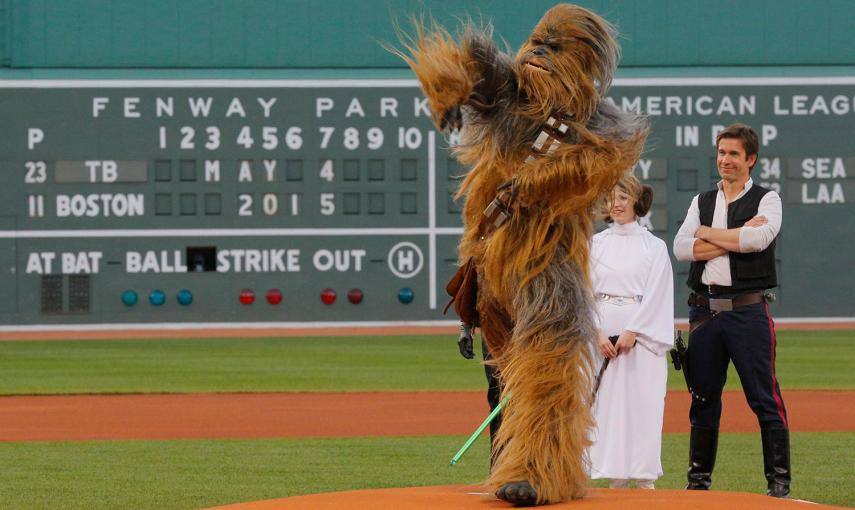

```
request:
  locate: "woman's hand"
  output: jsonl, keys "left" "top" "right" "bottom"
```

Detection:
{"left": 598, "top": 330, "right": 618, "bottom": 359}
{"left": 614, "top": 330, "right": 638, "bottom": 355}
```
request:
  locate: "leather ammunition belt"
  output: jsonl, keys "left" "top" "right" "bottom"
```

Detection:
{"left": 597, "top": 293, "right": 642, "bottom": 306}
{"left": 479, "top": 114, "right": 573, "bottom": 239}
{"left": 688, "top": 291, "right": 766, "bottom": 312}
{"left": 525, "top": 115, "right": 572, "bottom": 162}
{"left": 481, "top": 182, "right": 516, "bottom": 235}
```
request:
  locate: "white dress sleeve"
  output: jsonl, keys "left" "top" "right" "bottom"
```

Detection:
{"left": 625, "top": 237, "right": 675, "bottom": 357}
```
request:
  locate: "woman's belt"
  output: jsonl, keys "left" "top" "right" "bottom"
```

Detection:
{"left": 597, "top": 293, "right": 642, "bottom": 306}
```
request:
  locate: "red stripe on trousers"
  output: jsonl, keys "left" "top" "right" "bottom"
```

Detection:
{"left": 766, "top": 303, "right": 788, "bottom": 428}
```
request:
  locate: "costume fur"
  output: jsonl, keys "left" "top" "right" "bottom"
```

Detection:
{"left": 396, "top": 4, "right": 648, "bottom": 505}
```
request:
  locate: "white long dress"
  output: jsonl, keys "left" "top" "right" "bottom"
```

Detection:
{"left": 588, "top": 220, "right": 674, "bottom": 481}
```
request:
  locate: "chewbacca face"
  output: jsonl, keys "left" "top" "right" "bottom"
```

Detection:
{"left": 515, "top": 4, "right": 618, "bottom": 122}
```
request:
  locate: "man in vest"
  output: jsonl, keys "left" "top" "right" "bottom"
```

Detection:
{"left": 673, "top": 123, "right": 790, "bottom": 497}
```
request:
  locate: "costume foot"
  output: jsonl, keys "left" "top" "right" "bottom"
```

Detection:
{"left": 496, "top": 481, "right": 539, "bottom": 507}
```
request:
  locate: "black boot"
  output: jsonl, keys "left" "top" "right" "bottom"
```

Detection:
{"left": 483, "top": 340, "right": 503, "bottom": 470}
{"left": 686, "top": 426, "right": 718, "bottom": 490}
{"left": 761, "top": 428, "right": 791, "bottom": 498}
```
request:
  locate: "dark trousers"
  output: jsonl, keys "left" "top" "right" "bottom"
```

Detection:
{"left": 482, "top": 339, "right": 503, "bottom": 458}
{"left": 687, "top": 300, "right": 788, "bottom": 429}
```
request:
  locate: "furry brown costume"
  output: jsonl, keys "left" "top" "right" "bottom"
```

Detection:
{"left": 396, "top": 4, "right": 648, "bottom": 505}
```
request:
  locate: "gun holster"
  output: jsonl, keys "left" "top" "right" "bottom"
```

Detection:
{"left": 670, "top": 331, "right": 709, "bottom": 404}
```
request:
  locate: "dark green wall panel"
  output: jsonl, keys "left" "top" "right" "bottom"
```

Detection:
{"left": 0, "top": 0, "right": 10, "bottom": 65}
{"left": 3, "top": 0, "right": 855, "bottom": 68}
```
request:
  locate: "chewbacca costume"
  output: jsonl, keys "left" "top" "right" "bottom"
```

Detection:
{"left": 397, "top": 4, "right": 648, "bottom": 506}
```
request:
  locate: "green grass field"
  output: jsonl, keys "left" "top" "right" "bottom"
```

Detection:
{"left": 1, "top": 433, "right": 852, "bottom": 509}
{"left": 1, "top": 330, "right": 853, "bottom": 394}
{"left": 1, "top": 331, "right": 853, "bottom": 509}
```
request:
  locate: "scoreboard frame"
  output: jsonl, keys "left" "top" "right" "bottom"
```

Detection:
{"left": 1, "top": 75, "right": 854, "bottom": 330}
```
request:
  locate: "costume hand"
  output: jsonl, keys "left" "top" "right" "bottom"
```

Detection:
{"left": 457, "top": 323, "right": 475, "bottom": 359}
{"left": 598, "top": 331, "right": 617, "bottom": 359}
{"left": 615, "top": 330, "right": 637, "bottom": 355}
{"left": 743, "top": 215, "right": 768, "bottom": 227}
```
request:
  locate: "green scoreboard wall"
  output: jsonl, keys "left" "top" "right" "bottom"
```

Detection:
{"left": 3, "top": 0, "right": 855, "bottom": 68}
{"left": 1, "top": 76, "right": 854, "bottom": 326}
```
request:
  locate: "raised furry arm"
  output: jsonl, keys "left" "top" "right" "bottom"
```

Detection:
{"left": 464, "top": 31, "right": 517, "bottom": 120}
{"left": 393, "top": 22, "right": 514, "bottom": 130}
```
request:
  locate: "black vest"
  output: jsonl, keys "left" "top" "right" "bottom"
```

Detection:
{"left": 687, "top": 184, "right": 778, "bottom": 293}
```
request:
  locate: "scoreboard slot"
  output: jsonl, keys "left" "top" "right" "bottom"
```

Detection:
{"left": 187, "top": 247, "right": 217, "bottom": 272}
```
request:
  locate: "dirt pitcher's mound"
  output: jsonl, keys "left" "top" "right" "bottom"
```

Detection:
{"left": 205, "top": 485, "right": 845, "bottom": 510}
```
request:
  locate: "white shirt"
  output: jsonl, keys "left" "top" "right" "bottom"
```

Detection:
{"left": 672, "top": 178, "right": 782, "bottom": 286}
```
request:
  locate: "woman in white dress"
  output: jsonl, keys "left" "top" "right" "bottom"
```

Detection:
{"left": 588, "top": 173, "right": 675, "bottom": 489}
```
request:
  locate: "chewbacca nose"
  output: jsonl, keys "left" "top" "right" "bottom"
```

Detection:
{"left": 532, "top": 46, "right": 548, "bottom": 57}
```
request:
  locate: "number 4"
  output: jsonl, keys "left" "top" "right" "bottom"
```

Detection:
{"left": 237, "top": 126, "right": 254, "bottom": 149}
{"left": 319, "top": 160, "right": 334, "bottom": 182}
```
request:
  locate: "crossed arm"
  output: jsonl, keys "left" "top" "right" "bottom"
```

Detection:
{"left": 692, "top": 216, "right": 768, "bottom": 259}
{"left": 673, "top": 192, "right": 782, "bottom": 262}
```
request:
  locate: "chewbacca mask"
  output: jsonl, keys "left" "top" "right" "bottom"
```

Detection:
{"left": 397, "top": 3, "right": 648, "bottom": 506}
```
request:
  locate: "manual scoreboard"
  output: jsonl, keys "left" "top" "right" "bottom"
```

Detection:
{"left": 1, "top": 77, "right": 853, "bottom": 326}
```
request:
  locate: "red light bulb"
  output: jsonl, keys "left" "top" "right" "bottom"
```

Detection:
{"left": 266, "top": 289, "right": 282, "bottom": 305}
{"left": 239, "top": 289, "right": 255, "bottom": 305}
{"left": 320, "top": 288, "right": 336, "bottom": 305}
{"left": 347, "top": 288, "right": 364, "bottom": 305}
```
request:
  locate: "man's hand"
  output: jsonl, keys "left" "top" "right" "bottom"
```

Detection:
{"left": 598, "top": 330, "right": 618, "bottom": 359}
{"left": 693, "top": 224, "right": 742, "bottom": 252}
{"left": 615, "top": 330, "right": 638, "bottom": 355}
{"left": 458, "top": 323, "right": 475, "bottom": 359}
{"left": 692, "top": 239, "right": 729, "bottom": 261}
{"left": 744, "top": 215, "right": 768, "bottom": 227}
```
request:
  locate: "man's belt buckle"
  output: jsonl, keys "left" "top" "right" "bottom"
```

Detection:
{"left": 709, "top": 298, "right": 733, "bottom": 313}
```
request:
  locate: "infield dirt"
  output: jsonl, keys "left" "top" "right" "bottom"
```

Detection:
{"left": 1, "top": 389, "right": 852, "bottom": 441}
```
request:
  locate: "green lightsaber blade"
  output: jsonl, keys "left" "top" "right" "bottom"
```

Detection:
{"left": 449, "top": 393, "right": 511, "bottom": 466}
